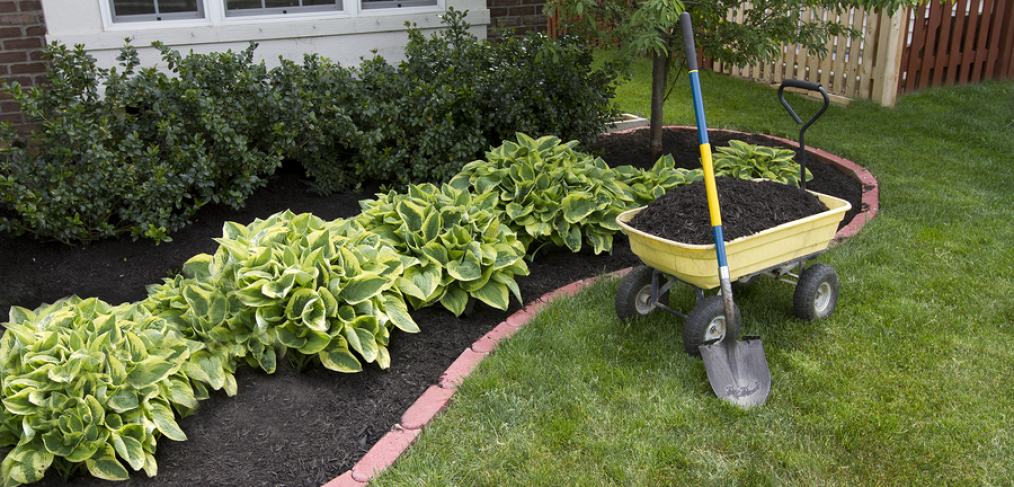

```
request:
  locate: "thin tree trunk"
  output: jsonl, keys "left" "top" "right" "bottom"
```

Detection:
{"left": 649, "top": 52, "right": 668, "bottom": 158}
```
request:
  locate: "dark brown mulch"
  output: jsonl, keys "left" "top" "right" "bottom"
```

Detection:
{"left": 0, "top": 127, "right": 865, "bottom": 487}
{"left": 627, "top": 177, "right": 829, "bottom": 245}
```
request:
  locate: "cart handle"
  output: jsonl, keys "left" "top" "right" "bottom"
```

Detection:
{"left": 777, "top": 79, "right": 829, "bottom": 191}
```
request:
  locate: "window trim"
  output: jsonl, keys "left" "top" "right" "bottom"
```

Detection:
{"left": 110, "top": 0, "right": 205, "bottom": 23}
{"left": 107, "top": 0, "right": 440, "bottom": 24}
{"left": 224, "top": 0, "right": 344, "bottom": 18}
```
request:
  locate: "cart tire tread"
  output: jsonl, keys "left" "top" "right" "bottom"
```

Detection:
{"left": 793, "top": 263, "right": 839, "bottom": 321}
{"left": 615, "top": 265, "right": 669, "bottom": 321}
{"left": 683, "top": 295, "right": 741, "bottom": 357}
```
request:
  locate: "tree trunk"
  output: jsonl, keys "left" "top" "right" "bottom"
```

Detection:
{"left": 649, "top": 52, "right": 668, "bottom": 158}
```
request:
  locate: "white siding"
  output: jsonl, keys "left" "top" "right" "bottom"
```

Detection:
{"left": 42, "top": 0, "right": 489, "bottom": 69}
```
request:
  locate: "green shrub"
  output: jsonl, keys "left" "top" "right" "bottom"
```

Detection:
{"left": 0, "top": 42, "right": 282, "bottom": 245}
{"left": 0, "top": 297, "right": 202, "bottom": 485}
{"left": 482, "top": 32, "right": 619, "bottom": 148}
{"left": 268, "top": 55, "right": 380, "bottom": 195}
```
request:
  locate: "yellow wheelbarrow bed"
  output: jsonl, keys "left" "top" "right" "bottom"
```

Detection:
{"left": 616, "top": 191, "right": 852, "bottom": 290}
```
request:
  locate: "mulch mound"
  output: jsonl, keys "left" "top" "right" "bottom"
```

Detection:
{"left": 0, "top": 127, "right": 865, "bottom": 487}
{"left": 627, "top": 177, "right": 829, "bottom": 245}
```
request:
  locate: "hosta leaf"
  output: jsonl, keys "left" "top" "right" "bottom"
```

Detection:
{"left": 110, "top": 433, "right": 145, "bottom": 471}
{"left": 419, "top": 242, "right": 449, "bottom": 267}
{"left": 85, "top": 444, "right": 130, "bottom": 481}
{"left": 347, "top": 327, "right": 378, "bottom": 363}
{"left": 505, "top": 202, "right": 532, "bottom": 220}
{"left": 319, "top": 337, "right": 362, "bottom": 373}
{"left": 6, "top": 306, "right": 34, "bottom": 326}
{"left": 296, "top": 328, "right": 330, "bottom": 355}
{"left": 2, "top": 442, "right": 54, "bottom": 485}
{"left": 440, "top": 284, "right": 469, "bottom": 317}
{"left": 562, "top": 193, "right": 596, "bottom": 223}
{"left": 340, "top": 274, "right": 391, "bottom": 305}
{"left": 262, "top": 271, "right": 297, "bottom": 300}
{"left": 563, "top": 222, "right": 582, "bottom": 252}
{"left": 107, "top": 388, "right": 140, "bottom": 413}
{"left": 380, "top": 294, "right": 419, "bottom": 333}
{"left": 471, "top": 280, "right": 510, "bottom": 311}
{"left": 165, "top": 376, "right": 198, "bottom": 410}
{"left": 182, "top": 254, "right": 213, "bottom": 279}
{"left": 182, "top": 283, "right": 212, "bottom": 318}
{"left": 214, "top": 237, "right": 250, "bottom": 262}
{"left": 147, "top": 400, "right": 187, "bottom": 442}
{"left": 222, "top": 221, "right": 249, "bottom": 240}
{"left": 395, "top": 200, "right": 427, "bottom": 233}
{"left": 276, "top": 324, "right": 308, "bottom": 349}
{"left": 447, "top": 255, "right": 481, "bottom": 282}
{"left": 127, "top": 358, "right": 178, "bottom": 389}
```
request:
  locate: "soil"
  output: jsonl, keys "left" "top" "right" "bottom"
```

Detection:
{"left": 0, "top": 127, "right": 864, "bottom": 487}
{"left": 627, "top": 177, "right": 829, "bottom": 245}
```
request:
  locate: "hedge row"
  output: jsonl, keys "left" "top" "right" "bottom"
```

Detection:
{"left": 0, "top": 9, "right": 619, "bottom": 245}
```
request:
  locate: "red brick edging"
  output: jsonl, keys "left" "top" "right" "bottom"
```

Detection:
{"left": 322, "top": 127, "right": 879, "bottom": 486}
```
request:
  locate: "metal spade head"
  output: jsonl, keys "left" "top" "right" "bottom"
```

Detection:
{"left": 699, "top": 335, "right": 771, "bottom": 408}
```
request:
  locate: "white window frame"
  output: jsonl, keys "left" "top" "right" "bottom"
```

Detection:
{"left": 104, "top": 0, "right": 440, "bottom": 27}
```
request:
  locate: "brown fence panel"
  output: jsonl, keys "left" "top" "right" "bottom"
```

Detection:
{"left": 899, "top": 0, "right": 1014, "bottom": 95}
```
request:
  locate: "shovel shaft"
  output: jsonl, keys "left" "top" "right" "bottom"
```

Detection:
{"left": 681, "top": 12, "right": 730, "bottom": 284}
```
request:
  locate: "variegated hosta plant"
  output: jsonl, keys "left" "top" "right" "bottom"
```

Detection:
{"left": 711, "top": 139, "right": 813, "bottom": 186}
{"left": 0, "top": 297, "right": 200, "bottom": 486}
{"left": 145, "top": 211, "right": 420, "bottom": 375}
{"left": 612, "top": 154, "right": 704, "bottom": 206}
{"left": 448, "top": 133, "right": 643, "bottom": 256}
{"left": 354, "top": 183, "right": 529, "bottom": 317}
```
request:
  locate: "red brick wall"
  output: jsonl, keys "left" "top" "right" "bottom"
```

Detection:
{"left": 0, "top": 0, "right": 46, "bottom": 128}
{"left": 487, "top": 0, "right": 548, "bottom": 41}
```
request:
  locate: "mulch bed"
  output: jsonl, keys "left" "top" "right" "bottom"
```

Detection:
{"left": 0, "top": 127, "right": 865, "bottom": 487}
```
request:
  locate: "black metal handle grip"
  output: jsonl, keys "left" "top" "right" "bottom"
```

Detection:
{"left": 778, "top": 79, "right": 830, "bottom": 125}
{"left": 680, "top": 12, "right": 697, "bottom": 71}
{"left": 780, "top": 78, "right": 821, "bottom": 92}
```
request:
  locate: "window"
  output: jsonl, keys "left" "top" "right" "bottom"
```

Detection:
{"left": 110, "top": 0, "right": 437, "bottom": 23}
{"left": 111, "top": 0, "right": 203, "bottom": 22}
{"left": 225, "top": 0, "right": 342, "bottom": 17}
{"left": 361, "top": 0, "right": 436, "bottom": 9}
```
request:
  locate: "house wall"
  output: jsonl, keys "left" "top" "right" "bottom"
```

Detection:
{"left": 0, "top": 0, "right": 47, "bottom": 127}
{"left": 40, "top": 0, "right": 489, "bottom": 70}
{"left": 487, "top": 0, "right": 547, "bottom": 41}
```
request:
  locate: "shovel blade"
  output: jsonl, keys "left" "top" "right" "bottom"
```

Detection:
{"left": 699, "top": 336, "right": 771, "bottom": 408}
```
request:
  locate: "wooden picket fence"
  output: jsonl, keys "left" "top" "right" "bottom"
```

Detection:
{"left": 548, "top": 1, "right": 1014, "bottom": 106}
{"left": 712, "top": 1, "right": 1014, "bottom": 106}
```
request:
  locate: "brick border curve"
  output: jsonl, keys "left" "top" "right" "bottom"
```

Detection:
{"left": 322, "top": 127, "right": 880, "bottom": 486}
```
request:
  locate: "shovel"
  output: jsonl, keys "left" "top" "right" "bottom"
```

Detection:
{"left": 679, "top": 12, "right": 770, "bottom": 408}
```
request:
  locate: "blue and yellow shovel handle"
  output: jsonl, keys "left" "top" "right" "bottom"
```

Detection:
{"left": 680, "top": 12, "right": 730, "bottom": 283}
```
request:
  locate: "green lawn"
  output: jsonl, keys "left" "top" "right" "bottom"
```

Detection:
{"left": 370, "top": 59, "right": 1014, "bottom": 486}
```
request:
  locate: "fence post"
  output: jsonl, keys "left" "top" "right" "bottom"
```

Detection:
{"left": 871, "top": 8, "right": 906, "bottom": 107}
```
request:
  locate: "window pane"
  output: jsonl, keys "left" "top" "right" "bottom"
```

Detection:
{"left": 159, "top": 0, "right": 199, "bottom": 13}
{"left": 227, "top": 0, "right": 264, "bottom": 10}
{"left": 226, "top": 0, "right": 341, "bottom": 14}
{"left": 113, "top": 0, "right": 156, "bottom": 16}
{"left": 361, "top": 0, "right": 436, "bottom": 9}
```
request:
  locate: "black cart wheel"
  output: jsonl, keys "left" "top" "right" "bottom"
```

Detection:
{"left": 793, "top": 263, "right": 839, "bottom": 321}
{"left": 683, "top": 295, "right": 741, "bottom": 356}
{"left": 615, "top": 265, "right": 669, "bottom": 321}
